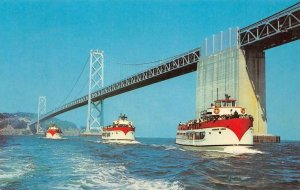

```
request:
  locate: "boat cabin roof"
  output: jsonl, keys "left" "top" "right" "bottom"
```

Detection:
{"left": 214, "top": 94, "right": 237, "bottom": 107}
{"left": 214, "top": 99, "right": 236, "bottom": 107}
{"left": 214, "top": 99, "right": 236, "bottom": 103}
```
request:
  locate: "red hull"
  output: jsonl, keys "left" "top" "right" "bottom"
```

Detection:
{"left": 47, "top": 129, "right": 61, "bottom": 136}
{"left": 178, "top": 118, "right": 253, "bottom": 140}
{"left": 103, "top": 126, "right": 135, "bottom": 135}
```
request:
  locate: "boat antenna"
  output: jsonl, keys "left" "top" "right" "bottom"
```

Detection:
{"left": 217, "top": 88, "right": 219, "bottom": 100}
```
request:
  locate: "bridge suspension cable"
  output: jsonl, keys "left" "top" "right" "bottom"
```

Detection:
{"left": 109, "top": 53, "right": 181, "bottom": 66}
{"left": 59, "top": 56, "right": 90, "bottom": 106}
{"left": 110, "top": 53, "right": 186, "bottom": 83}
{"left": 76, "top": 78, "right": 89, "bottom": 98}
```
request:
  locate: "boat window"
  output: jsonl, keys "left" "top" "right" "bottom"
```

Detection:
{"left": 215, "top": 101, "right": 221, "bottom": 107}
{"left": 232, "top": 101, "right": 235, "bottom": 106}
{"left": 200, "top": 132, "right": 205, "bottom": 139}
{"left": 195, "top": 132, "right": 205, "bottom": 140}
{"left": 184, "top": 133, "right": 188, "bottom": 140}
{"left": 195, "top": 133, "right": 200, "bottom": 140}
{"left": 195, "top": 132, "right": 200, "bottom": 140}
{"left": 186, "top": 133, "right": 194, "bottom": 140}
{"left": 190, "top": 133, "right": 194, "bottom": 140}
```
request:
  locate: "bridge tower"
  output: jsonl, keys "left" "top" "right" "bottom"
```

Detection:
{"left": 86, "top": 50, "right": 104, "bottom": 133}
{"left": 36, "top": 96, "right": 46, "bottom": 134}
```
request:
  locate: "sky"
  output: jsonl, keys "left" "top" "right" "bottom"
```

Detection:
{"left": 0, "top": 0, "right": 299, "bottom": 140}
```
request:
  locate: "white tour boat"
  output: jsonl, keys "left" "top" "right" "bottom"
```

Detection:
{"left": 102, "top": 114, "right": 136, "bottom": 143}
{"left": 45, "top": 124, "right": 63, "bottom": 139}
{"left": 176, "top": 94, "right": 254, "bottom": 148}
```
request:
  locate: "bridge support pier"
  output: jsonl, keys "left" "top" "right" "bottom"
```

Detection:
{"left": 86, "top": 50, "right": 104, "bottom": 133}
{"left": 36, "top": 96, "right": 46, "bottom": 134}
{"left": 196, "top": 47, "right": 267, "bottom": 135}
{"left": 239, "top": 48, "right": 267, "bottom": 134}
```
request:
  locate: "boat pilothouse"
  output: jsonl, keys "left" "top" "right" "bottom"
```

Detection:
{"left": 205, "top": 94, "right": 247, "bottom": 120}
{"left": 176, "top": 94, "right": 254, "bottom": 147}
{"left": 102, "top": 114, "right": 136, "bottom": 142}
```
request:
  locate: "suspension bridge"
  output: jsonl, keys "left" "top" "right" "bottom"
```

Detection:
{"left": 30, "top": 2, "right": 300, "bottom": 139}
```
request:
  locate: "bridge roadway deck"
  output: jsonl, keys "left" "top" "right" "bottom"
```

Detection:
{"left": 239, "top": 2, "right": 300, "bottom": 49}
{"left": 31, "top": 48, "right": 200, "bottom": 125}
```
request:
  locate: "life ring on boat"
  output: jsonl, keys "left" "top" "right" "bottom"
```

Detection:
{"left": 214, "top": 108, "right": 220, "bottom": 114}
{"left": 241, "top": 108, "right": 246, "bottom": 114}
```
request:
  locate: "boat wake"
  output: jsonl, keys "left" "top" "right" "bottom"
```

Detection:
{"left": 0, "top": 162, "right": 33, "bottom": 188}
{"left": 220, "top": 146, "right": 264, "bottom": 155}
{"left": 102, "top": 140, "right": 141, "bottom": 144}
{"left": 149, "top": 144, "right": 186, "bottom": 151}
{"left": 54, "top": 156, "right": 182, "bottom": 190}
{"left": 180, "top": 145, "right": 264, "bottom": 155}
{"left": 41, "top": 137, "right": 68, "bottom": 140}
{"left": 0, "top": 147, "right": 34, "bottom": 188}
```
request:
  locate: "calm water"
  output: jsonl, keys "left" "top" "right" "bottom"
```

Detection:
{"left": 0, "top": 136, "right": 299, "bottom": 190}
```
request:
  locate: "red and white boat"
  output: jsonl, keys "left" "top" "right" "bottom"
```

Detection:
{"left": 45, "top": 124, "right": 63, "bottom": 139}
{"left": 176, "top": 94, "right": 253, "bottom": 147}
{"left": 102, "top": 114, "right": 136, "bottom": 143}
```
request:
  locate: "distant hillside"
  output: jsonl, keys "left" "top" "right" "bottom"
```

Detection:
{"left": 0, "top": 112, "right": 80, "bottom": 136}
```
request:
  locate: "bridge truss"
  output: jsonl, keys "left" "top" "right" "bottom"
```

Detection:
{"left": 239, "top": 2, "right": 300, "bottom": 49}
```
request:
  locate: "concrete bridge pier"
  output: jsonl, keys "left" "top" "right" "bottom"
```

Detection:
{"left": 196, "top": 44, "right": 279, "bottom": 142}
{"left": 238, "top": 48, "right": 267, "bottom": 135}
{"left": 239, "top": 48, "right": 280, "bottom": 142}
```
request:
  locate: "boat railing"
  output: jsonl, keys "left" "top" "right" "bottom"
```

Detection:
{"left": 178, "top": 114, "right": 253, "bottom": 130}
